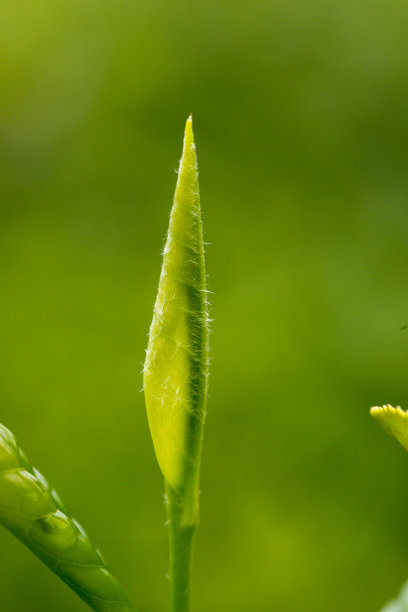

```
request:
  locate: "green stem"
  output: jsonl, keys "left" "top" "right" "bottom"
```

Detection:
{"left": 166, "top": 482, "right": 198, "bottom": 612}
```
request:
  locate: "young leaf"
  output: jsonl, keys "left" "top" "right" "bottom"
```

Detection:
{"left": 144, "top": 114, "right": 209, "bottom": 511}
{"left": 370, "top": 405, "right": 408, "bottom": 452}
{"left": 371, "top": 406, "right": 408, "bottom": 611}
{"left": 0, "top": 423, "right": 134, "bottom": 612}
{"left": 143, "top": 115, "right": 209, "bottom": 612}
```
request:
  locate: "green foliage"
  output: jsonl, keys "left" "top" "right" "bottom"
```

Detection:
{"left": 144, "top": 116, "right": 209, "bottom": 612}
{"left": 0, "top": 423, "right": 134, "bottom": 612}
{"left": 3, "top": 2, "right": 408, "bottom": 610}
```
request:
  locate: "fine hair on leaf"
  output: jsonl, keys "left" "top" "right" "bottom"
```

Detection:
{"left": 144, "top": 115, "right": 209, "bottom": 612}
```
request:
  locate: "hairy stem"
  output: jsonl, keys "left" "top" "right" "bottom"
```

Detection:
{"left": 166, "top": 483, "right": 197, "bottom": 612}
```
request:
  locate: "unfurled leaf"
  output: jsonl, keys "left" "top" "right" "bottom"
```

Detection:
{"left": 371, "top": 405, "right": 408, "bottom": 611}
{"left": 0, "top": 423, "right": 134, "bottom": 612}
{"left": 370, "top": 405, "right": 408, "bottom": 452}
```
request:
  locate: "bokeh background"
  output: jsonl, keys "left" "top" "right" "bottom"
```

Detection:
{"left": 1, "top": 1, "right": 408, "bottom": 610}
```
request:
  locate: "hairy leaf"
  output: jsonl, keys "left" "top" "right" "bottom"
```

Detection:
{"left": 143, "top": 115, "right": 209, "bottom": 514}
{"left": 0, "top": 423, "right": 134, "bottom": 611}
{"left": 370, "top": 405, "right": 408, "bottom": 452}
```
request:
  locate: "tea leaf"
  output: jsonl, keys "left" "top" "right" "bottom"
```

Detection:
{"left": 0, "top": 423, "right": 134, "bottom": 611}
{"left": 370, "top": 405, "right": 408, "bottom": 452}
{"left": 144, "top": 115, "right": 209, "bottom": 508}
{"left": 370, "top": 406, "right": 408, "bottom": 611}
{"left": 144, "top": 115, "right": 209, "bottom": 612}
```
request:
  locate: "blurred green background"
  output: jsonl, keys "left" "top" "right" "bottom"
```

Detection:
{"left": 1, "top": 1, "right": 408, "bottom": 610}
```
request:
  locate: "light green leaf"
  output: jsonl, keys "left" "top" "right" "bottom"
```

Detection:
{"left": 144, "top": 115, "right": 210, "bottom": 612}
{"left": 371, "top": 406, "right": 408, "bottom": 611}
{"left": 370, "top": 405, "right": 408, "bottom": 452}
{"left": 143, "top": 115, "right": 209, "bottom": 514}
{"left": 0, "top": 423, "right": 134, "bottom": 611}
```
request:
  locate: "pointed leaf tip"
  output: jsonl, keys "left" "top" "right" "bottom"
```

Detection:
{"left": 182, "top": 115, "right": 195, "bottom": 157}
